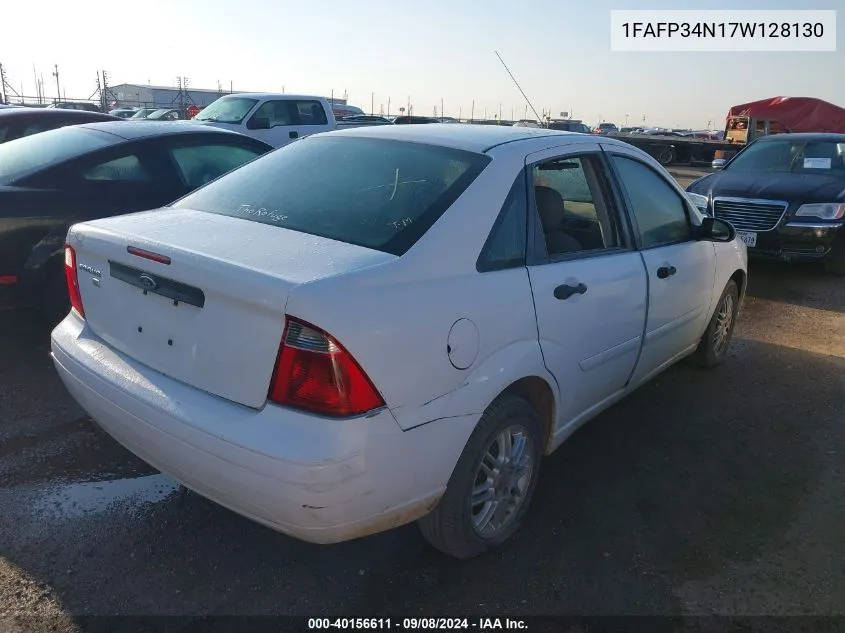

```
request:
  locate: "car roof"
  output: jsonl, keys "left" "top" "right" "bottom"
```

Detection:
{"left": 0, "top": 107, "right": 117, "bottom": 120}
{"left": 214, "top": 92, "right": 326, "bottom": 101}
{"left": 324, "top": 123, "right": 590, "bottom": 152}
{"left": 74, "top": 120, "right": 247, "bottom": 140}
{"left": 756, "top": 132, "right": 845, "bottom": 143}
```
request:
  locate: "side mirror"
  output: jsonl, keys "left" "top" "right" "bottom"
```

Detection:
{"left": 698, "top": 216, "right": 735, "bottom": 242}
{"left": 711, "top": 158, "right": 727, "bottom": 169}
{"left": 248, "top": 117, "right": 271, "bottom": 130}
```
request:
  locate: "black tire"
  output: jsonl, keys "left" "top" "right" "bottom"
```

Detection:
{"left": 656, "top": 147, "right": 676, "bottom": 166}
{"left": 38, "top": 268, "right": 71, "bottom": 326}
{"left": 824, "top": 235, "right": 845, "bottom": 276}
{"left": 692, "top": 279, "right": 739, "bottom": 368}
{"left": 418, "top": 393, "right": 543, "bottom": 559}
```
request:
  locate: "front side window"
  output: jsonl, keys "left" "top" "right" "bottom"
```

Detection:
{"left": 193, "top": 97, "right": 258, "bottom": 124}
{"left": 611, "top": 155, "right": 691, "bottom": 249}
{"left": 532, "top": 155, "right": 621, "bottom": 257}
{"left": 168, "top": 143, "right": 265, "bottom": 188}
{"left": 171, "top": 136, "right": 491, "bottom": 256}
{"left": 249, "top": 100, "right": 293, "bottom": 127}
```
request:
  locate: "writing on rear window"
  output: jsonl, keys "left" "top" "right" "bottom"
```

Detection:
{"left": 234, "top": 204, "right": 289, "bottom": 223}
{"left": 171, "top": 136, "right": 491, "bottom": 256}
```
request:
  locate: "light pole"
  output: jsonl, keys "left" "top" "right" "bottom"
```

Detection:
{"left": 51, "top": 64, "right": 60, "bottom": 102}
{"left": 625, "top": 114, "right": 629, "bottom": 127}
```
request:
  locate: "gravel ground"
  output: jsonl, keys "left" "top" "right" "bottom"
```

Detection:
{"left": 1, "top": 225, "right": 843, "bottom": 630}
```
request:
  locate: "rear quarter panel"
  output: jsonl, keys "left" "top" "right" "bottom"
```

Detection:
{"left": 0, "top": 189, "right": 71, "bottom": 277}
{"left": 283, "top": 152, "right": 553, "bottom": 431}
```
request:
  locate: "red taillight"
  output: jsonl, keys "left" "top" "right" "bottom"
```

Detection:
{"left": 268, "top": 317, "right": 384, "bottom": 417}
{"left": 64, "top": 245, "right": 85, "bottom": 318}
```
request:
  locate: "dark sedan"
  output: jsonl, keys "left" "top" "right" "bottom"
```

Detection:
{"left": 0, "top": 107, "right": 122, "bottom": 144}
{"left": 0, "top": 121, "right": 273, "bottom": 320}
{"left": 687, "top": 133, "right": 845, "bottom": 275}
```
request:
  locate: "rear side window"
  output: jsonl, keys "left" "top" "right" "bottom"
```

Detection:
{"left": 84, "top": 155, "right": 151, "bottom": 182}
{"left": 168, "top": 144, "right": 265, "bottom": 188}
{"left": 295, "top": 101, "right": 328, "bottom": 125}
{"left": 172, "top": 136, "right": 491, "bottom": 256}
{"left": 0, "top": 126, "right": 115, "bottom": 183}
{"left": 477, "top": 175, "right": 527, "bottom": 272}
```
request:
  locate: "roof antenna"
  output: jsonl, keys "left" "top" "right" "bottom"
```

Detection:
{"left": 494, "top": 50, "right": 542, "bottom": 123}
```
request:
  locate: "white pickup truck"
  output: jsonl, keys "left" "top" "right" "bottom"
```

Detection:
{"left": 189, "top": 93, "right": 336, "bottom": 148}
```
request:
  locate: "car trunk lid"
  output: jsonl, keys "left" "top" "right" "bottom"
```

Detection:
{"left": 68, "top": 208, "right": 396, "bottom": 409}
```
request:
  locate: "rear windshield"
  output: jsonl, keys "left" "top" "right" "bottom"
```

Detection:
{"left": 171, "top": 136, "right": 491, "bottom": 255}
{"left": 0, "top": 126, "right": 116, "bottom": 183}
{"left": 728, "top": 139, "right": 845, "bottom": 175}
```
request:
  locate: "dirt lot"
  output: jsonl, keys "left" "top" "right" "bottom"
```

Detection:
{"left": 1, "top": 182, "right": 844, "bottom": 629}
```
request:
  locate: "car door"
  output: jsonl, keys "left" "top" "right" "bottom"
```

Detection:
{"left": 162, "top": 136, "right": 270, "bottom": 199}
{"left": 525, "top": 142, "right": 648, "bottom": 427}
{"left": 602, "top": 143, "right": 717, "bottom": 384}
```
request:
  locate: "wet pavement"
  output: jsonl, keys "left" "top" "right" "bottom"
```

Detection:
{"left": 1, "top": 257, "right": 844, "bottom": 630}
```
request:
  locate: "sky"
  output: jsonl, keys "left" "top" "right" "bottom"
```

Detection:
{"left": 1, "top": 0, "right": 843, "bottom": 128}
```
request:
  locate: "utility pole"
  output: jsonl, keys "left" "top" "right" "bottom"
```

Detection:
{"left": 371, "top": 92, "right": 374, "bottom": 116}
{"left": 471, "top": 100, "right": 475, "bottom": 123}
{"left": 52, "top": 64, "right": 60, "bottom": 102}
{"left": 387, "top": 97, "right": 391, "bottom": 117}
{"left": 441, "top": 97, "right": 444, "bottom": 119}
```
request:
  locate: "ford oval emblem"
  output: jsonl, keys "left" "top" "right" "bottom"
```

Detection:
{"left": 139, "top": 274, "right": 157, "bottom": 291}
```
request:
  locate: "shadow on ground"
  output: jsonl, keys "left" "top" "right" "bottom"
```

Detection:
{"left": 1, "top": 338, "right": 841, "bottom": 625}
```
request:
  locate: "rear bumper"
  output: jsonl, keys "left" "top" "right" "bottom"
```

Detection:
{"left": 744, "top": 222, "right": 842, "bottom": 262}
{"left": 51, "top": 313, "right": 462, "bottom": 544}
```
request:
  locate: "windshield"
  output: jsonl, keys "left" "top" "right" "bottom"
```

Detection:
{"left": 194, "top": 97, "right": 258, "bottom": 123}
{"left": 727, "top": 139, "right": 845, "bottom": 176}
{"left": 0, "top": 126, "right": 115, "bottom": 183}
{"left": 147, "top": 109, "right": 171, "bottom": 120}
{"left": 171, "top": 136, "right": 491, "bottom": 255}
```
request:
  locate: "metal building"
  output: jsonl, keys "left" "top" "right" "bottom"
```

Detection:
{"left": 109, "top": 83, "right": 348, "bottom": 111}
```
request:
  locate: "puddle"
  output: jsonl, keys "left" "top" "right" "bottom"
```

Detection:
{"left": 33, "top": 473, "right": 180, "bottom": 519}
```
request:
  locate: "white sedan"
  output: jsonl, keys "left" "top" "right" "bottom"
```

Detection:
{"left": 51, "top": 124, "right": 747, "bottom": 559}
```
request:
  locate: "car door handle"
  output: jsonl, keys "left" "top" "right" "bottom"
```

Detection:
{"left": 289, "top": 131, "right": 298, "bottom": 139}
{"left": 657, "top": 265, "right": 677, "bottom": 279}
{"left": 554, "top": 282, "right": 587, "bottom": 300}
